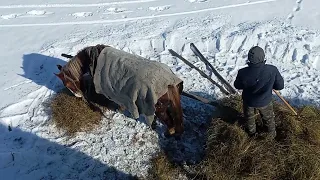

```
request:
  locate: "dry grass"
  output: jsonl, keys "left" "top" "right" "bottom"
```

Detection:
{"left": 50, "top": 88, "right": 112, "bottom": 136}
{"left": 149, "top": 95, "right": 320, "bottom": 180}
{"left": 202, "top": 96, "right": 320, "bottom": 180}
{"left": 147, "top": 153, "right": 185, "bottom": 180}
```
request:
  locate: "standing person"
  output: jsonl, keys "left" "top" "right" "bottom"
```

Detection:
{"left": 234, "top": 46, "right": 284, "bottom": 139}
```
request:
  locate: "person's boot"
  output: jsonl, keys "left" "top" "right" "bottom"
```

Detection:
{"left": 267, "top": 131, "right": 277, "bottom": 140}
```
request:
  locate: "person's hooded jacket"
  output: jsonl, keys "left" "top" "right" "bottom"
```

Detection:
{"left": 234, "top": 46, "right": 284, "bottom": 107}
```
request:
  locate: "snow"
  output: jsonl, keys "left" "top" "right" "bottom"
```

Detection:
{"left": 0, "top": 0, "right": 320, "bottom": 179}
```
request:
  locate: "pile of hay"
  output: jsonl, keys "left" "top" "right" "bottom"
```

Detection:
{"left": 50, "top": 88, "right": 108, "bottom": 136}
{"left": 149, "top": 96, "right": 320, "bottom": 180}
{"left": 200, "top": 96, "right": 320, "bottom": 180}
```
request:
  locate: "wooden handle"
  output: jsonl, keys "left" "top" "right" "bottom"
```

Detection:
{"left": 182, "top": 92, "right": 210, "bottom": 104}
{"left": 273, "top": 90, "right": 298, "bottom": 116}
{"left": 190, "top": 43, "right": 238, "bottom": 94}
{"left": 168, "top": 49, "right": 230, "bottom": 95}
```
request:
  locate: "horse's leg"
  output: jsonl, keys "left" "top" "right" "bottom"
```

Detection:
{"left": 155, "top": 110, "right": 176, "bottom": 136}
{"left": 155, "top": 95, "right": 175, "bottom": 134}
{"left": 166, "top": 84, "right": 184, "bottom": 135}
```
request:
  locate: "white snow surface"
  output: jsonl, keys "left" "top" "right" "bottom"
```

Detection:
{"left": 1, "top": 0, "right": 320, "bottom": 179}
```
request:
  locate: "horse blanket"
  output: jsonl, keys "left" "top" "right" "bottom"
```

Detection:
{"left": 91, "top": 46, "right": 182, "bottom": 125}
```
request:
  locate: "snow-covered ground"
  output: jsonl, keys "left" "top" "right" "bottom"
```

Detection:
{"left": 1, "top": 0, "right": 320, "bottom": 179}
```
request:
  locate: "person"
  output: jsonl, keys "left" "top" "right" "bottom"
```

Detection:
{"left": 234, "top": 46, "right": 284, "bottom": 139}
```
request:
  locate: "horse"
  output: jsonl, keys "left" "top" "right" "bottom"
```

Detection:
{"left": 54, "top": 44, "right": 184, "bottom": 137}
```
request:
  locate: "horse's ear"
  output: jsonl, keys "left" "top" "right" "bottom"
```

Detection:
{"left": 57, "top": 65, "right": 62, "bottom": 70}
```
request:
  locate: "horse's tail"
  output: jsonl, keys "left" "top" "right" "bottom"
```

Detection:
{"left": 167, "top": 84, "right": 184, "bottom": 135}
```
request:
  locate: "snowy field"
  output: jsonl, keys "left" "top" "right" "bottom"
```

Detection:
{"left": 1, "top": 0, "right": 320, "bottom": 179}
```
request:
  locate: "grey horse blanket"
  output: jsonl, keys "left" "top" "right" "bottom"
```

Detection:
{"left": 92, "top": 46, "right": 182, "bottom": 125}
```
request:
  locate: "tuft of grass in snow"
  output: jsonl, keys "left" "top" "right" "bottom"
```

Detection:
{"left": 150, "top": 95, "right": 320, "bottom": 180}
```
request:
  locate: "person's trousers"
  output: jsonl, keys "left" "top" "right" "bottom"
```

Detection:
{"left": 243, "top": 102, "right": 276, "bottom": 137}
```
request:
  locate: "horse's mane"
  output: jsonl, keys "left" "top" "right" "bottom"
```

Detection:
{"left": 62, "top": 52, "right": 84, "bottom": 82}
{"left": 62, "top": 44, "right": 108, "bottom": 82}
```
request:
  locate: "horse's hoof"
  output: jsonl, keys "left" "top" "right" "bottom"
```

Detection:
{"left": 163, "top": 131, "right": 177, "bottom": 139}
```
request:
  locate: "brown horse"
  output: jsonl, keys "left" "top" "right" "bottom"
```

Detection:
{"left": 55, "top": 44, "right": 184, "bottom": 137}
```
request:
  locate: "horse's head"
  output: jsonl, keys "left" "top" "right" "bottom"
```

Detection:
{"left": 55, "top": 58, "right": 83, "bottom": 98}
{"left": 55, "top": 44, "right": 108, "bottom": 98}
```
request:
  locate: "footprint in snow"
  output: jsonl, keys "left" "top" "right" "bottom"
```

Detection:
{"left": 149, "top": 5, "right": 171, "bottom": 12}
{"left": 293, "top": 6, "right": 300, "bottom": 12}
{"left": 24, "top": 10, "right": 54, "bottom": 17}
{"left": 71, "top": 12, "right": 93, "bottom": 18}
{"left": 287, "top": 13, "right": 294, "bottom": 20}
{"left": 1, "top": 13, "right": 22, "bottom": 19}
{"left": 103, "top": 7, "right": 128, "bottom": 14}
{"left": 26, "top": 10, "right": 51, "bottom": 16}
{"left": 1, "top": 10, "right": 52, "bottom": 19}
{"left": 188, "top": 0, "right": 208, "bottom": 2}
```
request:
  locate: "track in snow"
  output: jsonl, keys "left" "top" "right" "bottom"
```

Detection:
{"left": 0, "top": 0, "right": 159, "bottom": 9}
{"left": 287, "top": 0, "right": 303, "bottom": 21}
{"left": 0, "top": 0, "right": 278, "bottom": 27}
{"left": 1, "top": 10, "right": 53, "bottom": 19}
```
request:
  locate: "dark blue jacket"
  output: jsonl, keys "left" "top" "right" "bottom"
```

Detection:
{"left": 234, "top": 62, "right": 284, "bottom": 107}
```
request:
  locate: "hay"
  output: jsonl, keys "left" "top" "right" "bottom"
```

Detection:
{"left": 147, "top": 153, "right": 184, "bottom": 180}
{"left": 149, "top": 96, "right": 320, "bottom": 180}
{"left": 200, "top": 96, "right": 320, "bottom": 180}
{"left": 50, "top": 88, "right": 106, "bottom": 136}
